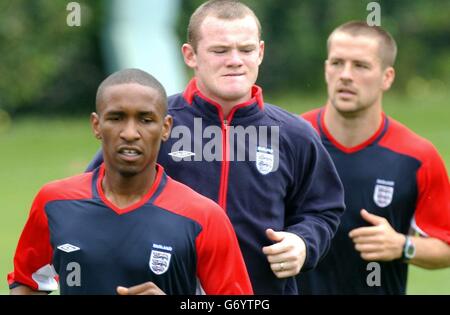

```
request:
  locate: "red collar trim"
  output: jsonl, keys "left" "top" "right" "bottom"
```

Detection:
{"left": 182, "top": 78, "right": 264, "bottom": 111}
{"left": 321, "top": 109, "right": 386, "bottom": 154}
{"left": 96, "top": 163, "right": 164, "bottom": 215}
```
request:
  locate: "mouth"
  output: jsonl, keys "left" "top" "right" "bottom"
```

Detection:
{"left": 337, "top": 87, "right": 357, "bottom": 97}
{"left": 223, "top": 73, "right": 245, "bottom": 77}
{"left": 117, "top": 146, "right": 142, "bottom": 162}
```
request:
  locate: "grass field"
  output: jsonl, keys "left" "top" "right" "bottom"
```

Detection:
{"left": 0, "top": 91, "right": 448, "bottom": 294}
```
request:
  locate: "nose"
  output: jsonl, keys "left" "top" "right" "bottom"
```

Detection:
{"left": 120, "top": 120, "right": 140, "bottom": 142}
{"left": 226, "top": 49, "right": 244, "bottom": 67}
{"left": 340, "top": 62, "right": 353, "bottom": 81}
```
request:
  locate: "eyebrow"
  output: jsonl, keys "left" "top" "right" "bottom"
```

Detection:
{"left": 103, "top": 110, "right": 158, "bottom": 116}
{"left": 208, "top": 45, "right": 229, "bottom": 50}
{"left": 239, "top": 44, "right": 257, "bottom": 49}
{"left": 137, "top": 111, "right": 157, "bottom": 116}
{"left": 208, "top": 42, "right": 258, "bottom": 49}
{"left": 329, "top": 57, "right": 371, "bottom": 64}
{"left": 103, "top": 110, "right": 124, "bottom": 115}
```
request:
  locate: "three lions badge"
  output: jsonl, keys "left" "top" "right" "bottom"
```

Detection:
{"left": 149, "top": 244, "right": 172, "bottom": 275}
{"left": 256, "top": 146, "right": 274, "bottom": 175}
{"left": 373, "top": 179, "right": 395, "bottom": 208}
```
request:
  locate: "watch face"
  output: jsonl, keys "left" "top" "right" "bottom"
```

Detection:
{"left": 406, "top": 246, "right": 415, "bottom": 257}
{"left": 405, "top": 239, "right": 416, "bottom": 259}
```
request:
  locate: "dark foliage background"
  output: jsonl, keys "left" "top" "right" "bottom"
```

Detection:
{"left": 0, "top": 0, "right": 448, "bottom": 116}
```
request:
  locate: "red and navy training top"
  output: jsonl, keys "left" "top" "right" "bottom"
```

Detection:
{"left": 298, "top": 108, "right": 449, "bottom": 294}
{"left": 8, "top": 164, "right": 253, "bottom": 295}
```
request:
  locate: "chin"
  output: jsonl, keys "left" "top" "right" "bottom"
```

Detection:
{"left": 336, "top": 106, "right": 359, "bottom": 114}
{"left": 117, "top": 167, "right": 140, "bottom": 178}
{"left": 221, "top": 89, "right": 249, "bottom": 102}
{"left": 332, "top": 100, "right": 360, "bottom": 113}
{"left": 221, "top": 81, "right": 249, "bottom": 91}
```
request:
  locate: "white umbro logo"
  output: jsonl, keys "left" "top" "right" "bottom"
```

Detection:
{"left": 57, "top": 243, "right": 80, "bottom": 253}
{"left": 168, "top": 150, "right": 195, "bottom": 159}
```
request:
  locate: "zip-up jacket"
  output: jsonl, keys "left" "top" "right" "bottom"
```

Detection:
{"left": 87, "top": 79, "right": 345, "bottom": 294}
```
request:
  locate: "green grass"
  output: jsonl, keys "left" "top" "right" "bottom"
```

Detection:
{"left": 0, "top": 117, "right": 99, "bottom": 294}
{"left": 0, "top": 91, "right": 448, "bottom": 294}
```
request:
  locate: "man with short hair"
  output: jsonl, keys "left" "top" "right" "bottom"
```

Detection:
{"left": 8, "top": 68, "right": 253, "bottom": 295}
{"left": 299, "top": 21, "right": 450, "bottom": 294}
{"left": 87, "top": 0, "right": 345, "bottom": 294}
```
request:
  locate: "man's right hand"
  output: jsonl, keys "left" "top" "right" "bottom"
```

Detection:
{"left": 262, "top": 228, "right": 306, "bottom": 278}
{"left": 116, "top": 281, "right": 166, "bottom": 295}
{"left": 10, "top": 284, "right": 48, "bottom": 295}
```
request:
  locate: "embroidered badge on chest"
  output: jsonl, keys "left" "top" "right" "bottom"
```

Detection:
{"left": 373, "top": 179, "right": 395, "bottom": 208}
{"left": 149, "top": 244, "right": 172, "bottom": 275}
{"left": 168, "top": 150, "right": 195, "bottom": 159}
{"left": 256, "top": 146, "right": 274, "bottom": 175}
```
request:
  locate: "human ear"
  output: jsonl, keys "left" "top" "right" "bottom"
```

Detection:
{"left": 182, "top": 43, "right": 197, "bottom": 69}
{"left": 161, "top": 115, "right": 173, "bottom": 142}
{"left": 382, "top": 67, "right": 395, "bottom": 91}
{"left": 91, "top": 112, "right": 102, "bottom": 140}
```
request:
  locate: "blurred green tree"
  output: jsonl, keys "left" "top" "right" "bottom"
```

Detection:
{"left": 177, "top": 0, "right": 450, "bottom": 95}
{"left": 0, "top": 0, "right": 104, "bottom": 116}
{"left": 1, "top": 0, "right": 448, "bottom": 115}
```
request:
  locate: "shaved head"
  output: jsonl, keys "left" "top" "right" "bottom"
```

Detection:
{"left": 96, "top": 68, "right": 167, "bottom": 114}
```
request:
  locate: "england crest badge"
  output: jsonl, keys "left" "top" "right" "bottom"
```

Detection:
{"left": 373, "top": 179, "right": 395, "bottom": 208}
{"left": 149, "top": 244, "right": 172, "bottom": 275}
{"left": 256, "top": 146, "right": 274, "bottom": 175}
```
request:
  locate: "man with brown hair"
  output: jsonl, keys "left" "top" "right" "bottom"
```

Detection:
{"left": 299, "top": 21, "right": 450, "bottom": 294}
{"left": 88, "top": 0, "right": 345, "bottom": 294}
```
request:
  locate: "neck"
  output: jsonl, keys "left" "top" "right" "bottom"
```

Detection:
{"left": 195, "top": 80, "right": 252, "bottom": 119}
{"left": 101, "top": 163, "right": 157, "bottom": 209}
{"left": 221, "top": 101, "right": 241, "bottom": 119}
{"left": 324, "top": 102, "right": 383, "bottom": 148}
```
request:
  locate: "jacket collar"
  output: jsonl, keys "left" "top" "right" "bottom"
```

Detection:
{"left": 318, "top": 108, "right": 389, "bottom": 154}
{"left": 182, "top": 78, "right": 264, "bottom": 123}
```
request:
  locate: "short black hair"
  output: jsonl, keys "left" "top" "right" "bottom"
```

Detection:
{"left": 96, "top": 68, "right": 167, "bottom": 114}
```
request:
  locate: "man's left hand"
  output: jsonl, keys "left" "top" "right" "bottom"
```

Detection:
{"left": 262, "top": 228, "right": 306, "bottom": 278}
{"left": 349, "top": 209, "right": 406, "bottom": 261}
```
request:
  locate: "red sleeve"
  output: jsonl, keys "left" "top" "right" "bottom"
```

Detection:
{"left": 300, "top": 108, "right": 322, "bottom": 134}
{"left": 7, "top": 186, "right": 58, "bottom": 291}
{"left": 412, "top": 146, "right": 450, "bottom": 243}
{"left": 378, "top": 119, "right": 450, "bottom": 243}
{"left": 195, "top": 204, "right": 253, "bottom": 295}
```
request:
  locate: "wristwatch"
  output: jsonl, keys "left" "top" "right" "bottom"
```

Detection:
{"left": 402, "top": 236, "right": 416, "bottom": 261}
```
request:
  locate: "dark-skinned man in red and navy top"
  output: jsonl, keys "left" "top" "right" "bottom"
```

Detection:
{"left": 9, "top": 69, "right": 252, "bottom": 295}
{"left": 8, "top": 163, "right": 252, "bottom": 295}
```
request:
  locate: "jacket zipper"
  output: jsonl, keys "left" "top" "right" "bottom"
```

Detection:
{"left": 218, "top": 118, "right": 230, "bottom": 210}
